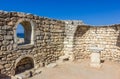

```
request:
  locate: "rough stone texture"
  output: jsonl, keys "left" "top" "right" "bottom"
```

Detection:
{"left": 73, "top": 25, "right": 120, "bottom": 63}
{"left": 62, "top": 20, "right": 84, "bottom": 61}
{"left": 0, "top": 11, "right": 65, "bottom": 77}
{"left": 0, "top": 11, "right": 120, "bottom": 78}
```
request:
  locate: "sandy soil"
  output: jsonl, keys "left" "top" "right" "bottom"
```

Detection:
{"left": 30, "top": 60, "right": 120, "bottom": 79}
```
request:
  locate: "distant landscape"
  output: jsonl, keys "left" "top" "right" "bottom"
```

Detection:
{"left": 17, "top": 33, "right": 24, "bottom": 38}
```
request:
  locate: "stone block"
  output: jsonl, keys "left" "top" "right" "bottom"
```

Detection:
{"left": 1, "top": 46, "right": 6, "bottom": 51}
{"left": 7, "top": 45, "right": 13, "bottom": 50}
{"left": 4, "top": 64, "right": 11, "bottom": 68}
{"left": 4, "top": 35, "right": 13, "bottom": 40}
{"left": 0, "top": 64, "right": 4, "bottom": 69}
{"left": 0, "top": 22, "right": 4, "bottom": 26}
{"left": 2, "top": 40, "right": 10, "bottom": 46}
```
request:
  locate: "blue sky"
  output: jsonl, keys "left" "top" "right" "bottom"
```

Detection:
{"left": 0, "top": 0, "right": 120, "bottom": 26}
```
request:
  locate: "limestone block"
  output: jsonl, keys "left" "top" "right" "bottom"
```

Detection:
{"left": 46, "top": 63, "right": 57, "bottom": 68}
{"left": 90, "top": 52, "right": 101, "bottom": 68}
{"left": 0, "top": 18, "right": 4, "bottom": 22}
{"left": 1, "top": 46, "right": 6, "bottom": 51}
{"left": 7, "top": 31, "right": 13, "bottom": 35}
{"left": 0, "top": 22, "right": 4, "bottom": 26}
{"left": 26, "top": 14, "right": 34, "bottom": 19}
{"left": 4, "top": 35, "right": 13, "bottom": 40}
{"left": 7, "top": 54, "right": 12, "bottom": 58}
{"left": 7, "top": 45, "right": 13, "bottom": 50}
{"left": 2, "top": 57, "right": 6, "bottom": 61}
{"left": 17, "top": 13, "right": 26, "bottom": 18}
{"left": 0, "top": 64, "right": 4, "bottom": 69}
{"left": 2, "top": 40, "right": 10, "bottom": 46}
{"left": 4, "top": 64, "right": 11, "bottom": 68}
{"left": 0, "top": 36, "right": 4, "bottom": 41}
{"left": 8, "top": 21, "right": 14, "bottom": 26}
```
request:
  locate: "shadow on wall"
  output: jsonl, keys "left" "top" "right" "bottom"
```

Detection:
{"left": 74, "top": 25, "right": 90, "bottom": 37}
{"left": 116, "top": 32, "right": 120, "bottom": 47}
{"left": 74, "top": 25, "right": 90, "bottom": 43}
{"left": 73, "top": 25, "right": 90, "bottom": 60}
{"left": 15, "top": 57, "right": 34, "bottom": 75}
{"left": 0, "top": 74, "right": 11, "bottom": 79}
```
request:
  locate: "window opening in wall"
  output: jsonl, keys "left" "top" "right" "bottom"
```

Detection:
{"left": 16, "top": 24, "right": 25, "bottom": 45}
{"left": 16, "top": 21, "right": 34, "bottom": 45}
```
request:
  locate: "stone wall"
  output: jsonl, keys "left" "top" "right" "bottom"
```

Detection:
{"left": 0, "top": 10, "right": 120, "bottom": 78}
{"left": 62, "top": 20, "right": 84, "bottom": 61}
{"left": 73, "top": 25, "right": 120, "bottom": 63}
{"left": 0, "top": 11, "right": 65, "bottom": 76}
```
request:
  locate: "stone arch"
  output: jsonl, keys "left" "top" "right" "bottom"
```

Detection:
{"left": 73, "top": 25, "right": 90, "bottom": 60}
{"left": 14, "top": 19, "right": 35, "bottom": 45}
{"left": 15, "top": 55, "right": 35, "bottom": 74}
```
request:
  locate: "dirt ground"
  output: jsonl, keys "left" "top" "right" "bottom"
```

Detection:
{"left": 30, "top": 60, "right": 120, "bottom": 79}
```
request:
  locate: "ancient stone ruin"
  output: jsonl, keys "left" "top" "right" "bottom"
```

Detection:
{"left": 0, "top": 11, "right": 120, "bottom": 78}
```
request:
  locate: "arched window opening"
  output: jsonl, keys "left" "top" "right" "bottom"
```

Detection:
{"left": 15, "top": 20, "right": 34, "bottom": 45}
{"left": 15, "top": 57, "right": 34, "bottom": 74}
{"left": 16, "top": 24, "right": 25, "bottom": 45}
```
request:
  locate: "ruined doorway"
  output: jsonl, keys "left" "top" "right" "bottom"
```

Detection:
{"left": 15, "top": 57, "right": 34, "bottom": 74}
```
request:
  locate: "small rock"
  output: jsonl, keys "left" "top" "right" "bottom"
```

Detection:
{"left": 46, "top": 63, "right": 57, "bottom": 68}
{"left": 34, "top": 68, "right": 42, "bottom": 75}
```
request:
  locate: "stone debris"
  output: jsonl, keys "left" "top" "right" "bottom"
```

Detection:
{"left": 46, "top": 63, "right": 57, "bottom": 68}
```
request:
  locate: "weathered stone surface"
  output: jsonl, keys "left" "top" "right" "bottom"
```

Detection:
{"left": 46, "top": 63, "right": 57, "bottom": 68}
{"left": 0, "top": 64, "right": 4, "bottom": 69}
{"left": 4, "top": 64, "right": 11, "bottom": 68}
{"left": 0, "top": 11, "right": 65, "bottom": 76}
{"left": 0, "top": 11, "right": 119, "bottom": 78}
{"left": 4, "top": 35, "right": 13, "bottom": 40}
{"left": 1, "top": 46, "right": 6, "bottom": 51}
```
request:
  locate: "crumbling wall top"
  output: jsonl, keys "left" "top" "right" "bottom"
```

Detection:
{"left": 63, "top": 20, "right": 84, "bottom": 25}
